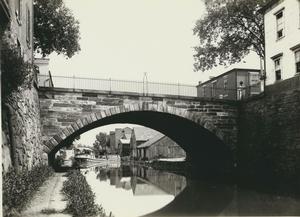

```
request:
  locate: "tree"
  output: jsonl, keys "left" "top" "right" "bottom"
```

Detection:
{"left": 93, "top": 132, "right": 108, "bottom": 157}
{"left": 193, "top": 0, "right": 268, "bottom": 72}
{"left": 33, "top": 0, "right": 81, "bottom": 58}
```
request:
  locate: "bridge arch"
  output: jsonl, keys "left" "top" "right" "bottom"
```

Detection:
{"left": 43, "top": 103, "right": 234, "bottom": 174}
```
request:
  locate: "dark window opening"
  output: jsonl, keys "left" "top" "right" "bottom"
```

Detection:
{"left": 276, "top": 70, "right": 282, "bottom": 80}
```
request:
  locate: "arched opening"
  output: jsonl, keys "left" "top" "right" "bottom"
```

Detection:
{"left": 48, "top": 111, "right": 233, "bottom": 176}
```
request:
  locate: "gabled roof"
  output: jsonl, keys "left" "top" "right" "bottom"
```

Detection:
{"left": 133, "top": 127, "right": 162, "bottom": 141}
{"left": 137, "top": 133, "right": 165, "bottom": 149}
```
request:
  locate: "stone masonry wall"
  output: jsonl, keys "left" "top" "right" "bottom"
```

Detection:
{"left": 2, "top": 86, "right": 45, "bottom": 172}
{"left": 238, "top": 76, "right": 300, "bottom": 181}
{"left": 39, "top": 88, "right": 238, "bottom": 154}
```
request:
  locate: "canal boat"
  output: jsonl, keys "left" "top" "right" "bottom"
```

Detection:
{"left": 74, "top": 147, "right": 120, "bottom": 168}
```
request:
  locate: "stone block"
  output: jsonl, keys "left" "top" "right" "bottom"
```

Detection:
{"left": 57, "top": 130, "right": 67, "bottom": 140}
{"left": 86, "top": 115, "right": 93, "bottom": 124}
{"left": 100, "top": 110, "right": 107, "bottom": 118}
{"left": 71, "top": 122, "right": 80, "bottom": 131}
{"left": 81, "top": 117, "right": 88, "bottom": 126}
{"left": 76, "top": 119, "right": 84, "bottom": 128}
{"left": 90, "top": 113, "right": 97, "bottom": 122}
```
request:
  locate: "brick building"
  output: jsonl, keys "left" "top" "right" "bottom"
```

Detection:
{"left": 197, "top": 68, "right": 261, "bottom": 100}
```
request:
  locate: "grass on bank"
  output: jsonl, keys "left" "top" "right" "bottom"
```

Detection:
{"left": 62, "top": 170, "right": 111, "bottom": 217}
{"left": 2, "top": 164, "right": 54, "bottom": 217}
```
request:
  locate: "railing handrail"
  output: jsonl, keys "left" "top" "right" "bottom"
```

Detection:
{"left": 38, "top": 74, "right": 196, "bottom": 87}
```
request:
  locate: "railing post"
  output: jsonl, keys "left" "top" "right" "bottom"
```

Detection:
{"left": 73, "top": 75, "right": 75, "bottom": 89}
{"left": 109, "top": 78, "right": 112, "bottom": 93}
{"left": 177, "top": 82, "right": 180, "bottom": 98}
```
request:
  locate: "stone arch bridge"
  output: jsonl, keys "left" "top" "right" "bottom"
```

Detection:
{"left": 39, "top": 87, "right": 239, "bottom": 171}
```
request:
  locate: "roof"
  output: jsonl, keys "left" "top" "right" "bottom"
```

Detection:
{"left": 137, "top": 133, "right": 165, "bottom": 149}
{"left": 124, "top": 133, "right": 131, "bottom": 140}
{"left": 197, "top": 68, "right": 260, "bottom": 87}
{"left": 259, "top": 0, "right": 281, "bottom": 14}
{"left": 133, "top": 127, "right": 162, "bottom": 141}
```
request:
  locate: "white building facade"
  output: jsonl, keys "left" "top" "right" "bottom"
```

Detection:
{"left": 263, "top": 0, "right": 300, "bottom": 85}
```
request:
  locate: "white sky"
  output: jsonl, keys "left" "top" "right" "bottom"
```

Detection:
{"left": 48, "top": 0, "right": 260, "bottom": 85}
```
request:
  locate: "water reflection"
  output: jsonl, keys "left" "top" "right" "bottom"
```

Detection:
{"left": 83, "top": 165, "right": 186, "bottom": 217}
{"left": 83, "top": 165, "right": 300, "bottom": 217}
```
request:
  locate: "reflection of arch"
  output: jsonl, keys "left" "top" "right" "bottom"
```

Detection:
{"left": 145, "top": 179, "right": 234, "bottom": 217}
{"left": 45, "top": 103, "right": 234, "bottom": 173}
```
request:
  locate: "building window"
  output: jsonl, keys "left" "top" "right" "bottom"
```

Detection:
{"left": 275, "top": 10, "right": 284, "bottom": 39}
{"left": 26, "top": 6, "right": 31, "bottom": 46}
{"left": 295, "top": 50, "right": 300, "bottom": 74}
{"left": 202, "top": 85, "right": 206, "bottom": 97}
{"left": 211, "top": 81, "right": 217, "bottom": 97}
{"left": 223, "top": 76, "right": 228, "bottom": 90}
{"left": 274, "top": 57, "right": 282, "bottom": 81}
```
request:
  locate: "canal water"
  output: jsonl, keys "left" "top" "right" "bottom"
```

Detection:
{"left": 82, "top": 164, "right": 300, "bottom": 217}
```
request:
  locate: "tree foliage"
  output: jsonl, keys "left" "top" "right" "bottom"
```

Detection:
{"left": 93, "top": 132, "right": 109, "bottom": 156}
{"left": 33, "top": 0, "right": 80, "bottom": 58}
{"left": 193, "top": 0, "right": 268, "bottom": 71}
{"left": 1, "top": 40, "right": 32, "bottom": 101}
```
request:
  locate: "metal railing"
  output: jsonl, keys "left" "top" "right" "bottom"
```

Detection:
{"left": 38, "top": 74, "right": 197, "bottom": 97}
{"left": 198, "top": 84, "right": 262, "bottom": 100}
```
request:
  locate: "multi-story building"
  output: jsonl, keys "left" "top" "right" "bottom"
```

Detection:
{"left": 109, "top": 127, "right": 132, "bottom": 154}
{"left": 1, "top": 0, "right": 34, "bottom": 63}
{"left": 197, "top": 68, "right": 261, "bottom": 100}
{"left": 261, "top": 0, "right": 300, "bottom": 85}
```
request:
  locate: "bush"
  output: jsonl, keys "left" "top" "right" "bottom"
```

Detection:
{"left": 1, "top": 38, "right": 33, "bottom": 102}
{"left": 2, "top": 165, "right": 54, "bottom": 217}
{"left": 62, "top": 170, "right": 108, "bottom": 217}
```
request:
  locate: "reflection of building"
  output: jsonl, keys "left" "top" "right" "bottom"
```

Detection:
{"left": 144, "top": 168, "right": 187, "bottom": 197}
{"left": 197, "top": 68, "right": 261, "bottom": 100}
{"left": 95, "top": 165, "right": 186, "bottom": 197}
{"left": 137, "top": 134, "right": 186, "bottom": 161}
{"left": 131, "top": 167, "right": 186, "bottom": 196}
{"left": 261, "top": 0, "right": 300, "bottom": 85}
{"left": 132, "top": 178, "right": 168, "bottom": 196}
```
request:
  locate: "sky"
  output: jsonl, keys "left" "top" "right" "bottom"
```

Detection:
{"left": 50, "top": 0, "right": 260, "bottom": 145}
{"left": 48, "top": 0, "right": 260, "bottom": 86}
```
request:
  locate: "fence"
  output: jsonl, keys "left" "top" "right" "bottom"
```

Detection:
{"left": 38, "top": 74, "right": 197, "bottom": 97}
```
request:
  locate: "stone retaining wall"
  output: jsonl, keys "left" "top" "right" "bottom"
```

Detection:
{"left": 238, "top": 76, "right": 300, "bottom": 180}
{"left": 2, "top": 86, "right": 45, "bottom": 172}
